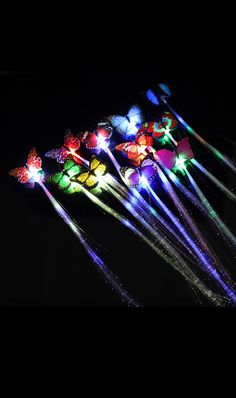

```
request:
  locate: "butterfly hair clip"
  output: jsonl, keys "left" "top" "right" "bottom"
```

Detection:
{"left": 47, "top": 158, "right": 82, "bottom": 194}
{"left": 146, "top": 83, "right": 172, "bottom": 106}
{"left": 9, "top": 148, "right": 43, "bottom": 186}
{"left": 45, "top": 130, "right": 81, "bottom": 164}
{"left": 115, "top": 133, "right": 153, "bottom": 167}
{"left": 120, "top": 158, "right": 158, "bottom": 188}
{"left": 107, "top": 105, "right": 144, "bottom": 138}
{"left": 136, "top": 121, "right": 166, "bottom": 139}
{"left": 154, "top": 138, "right": 194, "bottom": 171}
{"left": 71, "top": 156, "right": 108, "bottom": 190}
{"left": 80, "top": 120, "right": 113, "bottom": 150}
{"left": 152, "top": 112, "right": 178, "bottom": 139}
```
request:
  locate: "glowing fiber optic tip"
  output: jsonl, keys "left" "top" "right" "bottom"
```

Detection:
{"left": 97, "top": 136, "right": 108, "bottom": 149}
{"left": 28, "top": 166, "right": 43, "bottom": 182}
{"left": 140, "top": 176, "right": 148, "bottom": 187}
{"left": 97, "top": 176, "right": 106, "bottom": 188}
{"left": 175, "top": 156, "right": 187, "bottom": 170}
{"left": 125, "top": 203, "right": 133, "bottom": 211}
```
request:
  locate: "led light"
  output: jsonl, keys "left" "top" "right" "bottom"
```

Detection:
{"left": 97, "top": 176, "right": 106, "bottom": 188}
{"left": 69, "top": 148, "right": 76, "bottom": 156}
{"left": 97, "top": 136, "right": 108, "bottom": 149}
{"left": 175, "top": 156, "right": 187, "bottom": 170}
{"left": 33, "top": 172, "right": 42, "bottom": 182}
{"left": 28, "top": 166, "right": 43, "bottom": 182}
{"left": 139, "top": 176, "right": 148, "bottom": 187}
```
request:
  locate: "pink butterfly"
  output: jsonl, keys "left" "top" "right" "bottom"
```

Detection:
{"left": 154, "top": 138, "right": 194, "bottom": 170}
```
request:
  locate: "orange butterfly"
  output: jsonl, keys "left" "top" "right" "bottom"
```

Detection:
{"left": 115, "top": 134, "right": 153, "bottom": 167}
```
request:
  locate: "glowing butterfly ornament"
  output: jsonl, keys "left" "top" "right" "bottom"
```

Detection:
{"left": 9, "top": 148, "right": 44, "bottom": 186}
{"left": 115, "top": 133, "right": 154, "bottom": 167}
{"left": 146, "top": 89, "right": 160, "bottom": 106}
{"left": 159, "top": 83, "right": 172, "bottom": 97}
{"left": 107, "top": 105, "right": 144, "bottom": 137}
{"left": 80, "top": 121, "right": 113, "bottom": 150}
{"left": 71, "top": 156, "right": 108, "bottom": 190}
{"left": 146, "top": 84, "right": 172, "bottom": 106}
{"left": 47, "top": 158, "right": 82, "bottom": 194}
{"left": 150, "top": 112, "right": 178, "bottom": 144}
{"left": 136, "top": 121, "right": 164, "bottom": 139}
{"left": 154, "top": 138, "right": 194, "bottom": 172}
{"left": 45, "top": 130, "right": 81, "bottom": 163}
{"left": 120, "top": 158, "right": 158, "bottom": 188}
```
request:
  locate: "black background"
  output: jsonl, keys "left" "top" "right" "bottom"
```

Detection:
{"left": 1, "top": 62, "right": 236, "bottom": 307}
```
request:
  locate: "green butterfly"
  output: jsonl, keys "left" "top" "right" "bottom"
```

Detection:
{"left": 48, "top": 159, "right": 82, "bottom": 194}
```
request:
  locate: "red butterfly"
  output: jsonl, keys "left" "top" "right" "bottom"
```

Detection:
{"left": 9, "top": 148, "right": 42, "bottom": 184}
{"left": 45, "top": 130, "right": 81, "bottom": 164}
{"left": 146, "top": 112, "right": 178, "bottom": 138}
{"left": 137, "top": 121, "right": 164, "bottom": 139}
{"left": 154, "top": 138, "right": 194, "bottom": 170}
{"left": 80, "top": 121, "right": 113, "bottom": 149}
{"left": 115, "top": 133, "right": 154, "bottom": 167}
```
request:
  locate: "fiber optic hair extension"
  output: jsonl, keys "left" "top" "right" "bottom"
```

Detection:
{"left": 145, "top": 85, "right": 236, "bottom": 173}
{"left": 9, "top": 149, "right": 140, "bottom": 307}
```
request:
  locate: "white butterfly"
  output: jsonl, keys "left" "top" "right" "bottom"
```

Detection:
{"left": 107, "top": 105, "right": 144, "bottom": 137}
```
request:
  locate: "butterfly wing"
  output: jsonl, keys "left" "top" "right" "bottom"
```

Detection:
{"left": 84, "top": 174, "right": 99, "bottom": 189}
{"left": 64, "top": 129, "right": 81, "bottom": 150}
{"left": 155, "top": 149, "right": 176, "bottom": 170}
{"left": 146, "top": 89, "right": 159, "bottom": 106}
{"left": 75, "top": 171, "right": 90, "bottom": 184}
{"left": 50, "top": 171, "right": 63, "bottom": 185}
{"left": 45, "top": 148, "right": 68, "bottom": 164}
{"left": 96, "top": 121, "right": 113, "bottom": 139}
{"left": 120, "top": 167, "right": 141, "bottom": 187}
{"left": 63, "top": 159, "right": 82, "bottom": 177}
{"left": 159, "top": 83, "right": 172, "bottom": 97}
{"left": 136, "top": 133, "right": 153, "bottom": 147}
{"left": 116, "top": 142, "right": 144, "bottom": 166}
{"left": 176, "top": 137, "right": 194, "bottom": 160}
{"left": 90, "top": 156, "right": 107, "bottom": 176}
{"left": 151, "top": 122, "right": 166, "bottom": 138}
{"left": 127, "top": 105, "right": 144, "bottom": 128}
{"left": 116, "top": 142, "right": 139, "bottom": 159}
{"left": 27, "top": 148, "right": 42, "bottom": 169}
{"left": 74, "top": 170, "right": 98, "bottom": 189}
{"left": 115, "top": 142, "right": 134, "bottom": 153}
{"left": 162, "top": 112, "right": 178, "bottom": 130}
{"left": 9, "top": 167, "right": 30, "bottom": 183}
{"left": 140, "top": 158, "right": 157, "bottom": 181}
{"left": 52, "top": 172, "right": 71, "bottom": 192}
{"left": 86, "top": 132, "right": 98, "bottom": 149}
{"left": 107, "top": 115, "right": 131, "bottom": 136}
{"left": 108, "top": 105, "right": 143, "bottom": 137}
{"left": 146, "top": 121, "right": 165, "bottom": 138}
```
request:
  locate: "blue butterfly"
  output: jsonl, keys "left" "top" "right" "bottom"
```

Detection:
{"left": 107, "top": 105, "right": 144, "bottom": 138}
{"left": 146, "top": 83, "right": 172, "bottom": 106}
{"left": 146, "top": 89, "right": 159, "bottom": 106}
{"left": 159, "top": 83, "right": 172, "bottom": 97}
